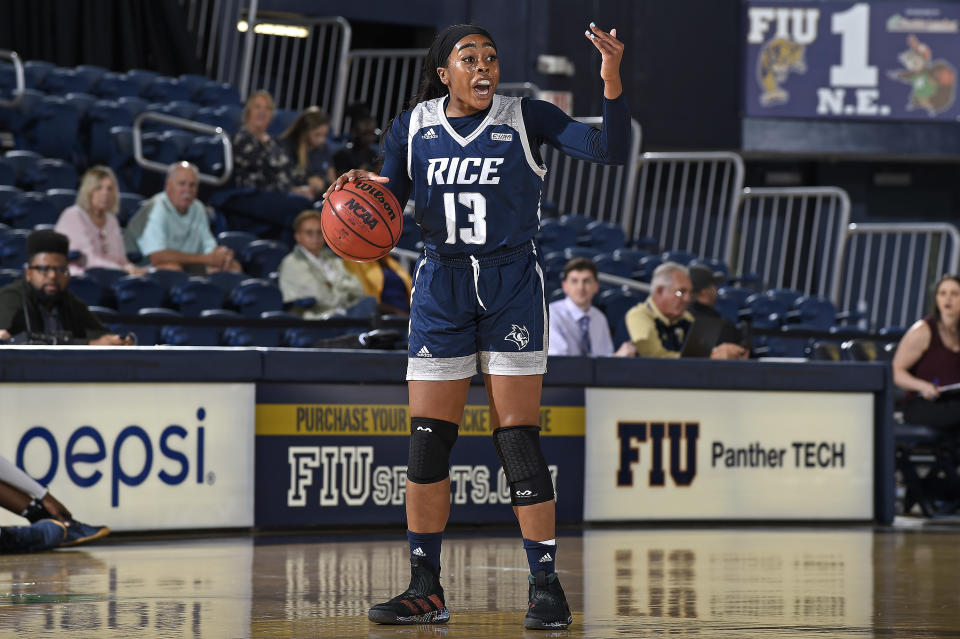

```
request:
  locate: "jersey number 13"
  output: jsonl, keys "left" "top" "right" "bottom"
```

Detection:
{"left": 443, "top": 192, "right": 487, "bottom": 245}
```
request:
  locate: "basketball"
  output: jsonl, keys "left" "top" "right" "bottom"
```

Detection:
{"left": 320, "top": 180, "right": 403, "bottom": 262}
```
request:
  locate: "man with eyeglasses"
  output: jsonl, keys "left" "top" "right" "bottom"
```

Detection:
{"left": 0, "top": 230, "right": 133, "bottom": 345}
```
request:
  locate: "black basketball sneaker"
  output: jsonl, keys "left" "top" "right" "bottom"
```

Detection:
{"left": 368, "top": 556, "right": 450, "bottom": 625}
{"left": 524, "top": 570, "right": 573, "bottom": 630}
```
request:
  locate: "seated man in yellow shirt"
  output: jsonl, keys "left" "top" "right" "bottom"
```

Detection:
{"left": 625, "top": 262, "right": 745, "bottom": 359}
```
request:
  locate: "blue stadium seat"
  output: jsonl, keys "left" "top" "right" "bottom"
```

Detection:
{"left": 537, "top": 217, "right": 578, "bottom": 252}
{"left": 148, "top": 100, "right": 200, "bottom": 120}
{"left": 108, "top": 126, "right": 140, "bottom": 192}
{"left": 611, "top": 247, "right": 650, "bottom": 268}
{"left": 713, "top": 295, "right": 740, "bottom": 324}
{"left": 143, "top": 269, "right": 190, "bottom": 300}
{"left": 0, "top": 89, "right": 43, "bottom": 138}
{"left": 113, "top": 276, "right": 166, "bottom": 314}
{"left": 116, "top": 96, "right": 149, "bottom": 118}
{"left": 581, "top": 220, "right": 626, "bottom": 253}
{"left": 93, "top": 72, "right": 141, "bottom": 99}
{"left": 765, "top": 287, "right": 804, "bottom": 308}
{"left": 809, "top": 340, "right": 841, "bottom": 361}
{"left": 717, "top": 285, "right": 753, "bottom": 309}
{"left": 0, "top": 230, "right": 29, "bottom": 268}
{"left": 141, "top": 77, "right": 192, "bottom": 103}
{"left": 133, "top": 307, "right": 180, "bottom": 345}
{"left": 788, "top": 296, "right": 836, "bottom": 330}
{"left": 125, "top": 69, "right": 161, "bottom": 91}
{"left": 25, "top": 159, "right": 78, "bottom": 191}
{"left": 758, "top": 334, "right": 809, "bottom": 358}
{"left": 661, "top": 249, "right": 698, "bottom": 265}
{"left": 282, "top": 325, "right": 345, "bottom": 348}
{"left": 63, "top": 92, "right": 97, "bottom": 117}
{"left": 596, "top": 287, "right": 647, "bottom": 347}
{"left": 160, "top": 324, "right": 221, "bottom": 346}
{"left": 0, "top": 159, "right": 15, "bottom": 187}
{"left": 558, "top": 213, "right": 593, "bottom": 234}
{"left": 0, "top": 267, "right": 21, "bottom": 288}
{"left": 217, "top": 231, "right": 257, "bottom": 256}
{"left": 45, "top": 188, "right": 77, "bottom": 215}
{"left": 118, "top": 192, "right": 145, "bottom": 226}
{"left": 207, "top": 270, "right": 247, "bottom": 295}
{"left": 562, "top": 246, "right": 600, "bottom": 260}
{"left": 182, "top": 134, "right": 224, "bottom": 175}
{"left": 85, "top": 100, "right": 133, "bottom": 164}
{"left": 74, "top": 65, "right": 108, "bottom": 88}
{"left": 22, "top": 61, "right": 55, "bottom": 89}
{"left": 193, "top": 81, "right": 241, "bottom": 107}
{"left": 4, "top": 150, "right": 43, "bottom": 184}
{"left": 177, "top": 74, "right": 211, "bottom": 98}
{"left": 241, "top": 239, "right": 289, "bottom": 278}
{"left": 593, "top": 252, "right": 634, "bottom": 279}
{"left": 39, "top": 68, "right": 92, "bottom": 94}
{"left": 20, "top": 96, "right": 82, "bottom": 161}
{"left": 67, "top": 274, "right": 103, "bottom": 307}
{"left": 740, "top": 293, "right": 788, "bottom": 330}
{"left": 170, "top": 278, "right": 224, "bottom": 317}
{"left": 828, "top": 324, "right": 869, "bottom": 338}
{"left": 84, "top": 266, "right": 128, "bottom": 290}
{"left": 268, "top": 108, "right": 299, "bottom": 138}
{"left": 0, "top": 185, "right": 23, "bottom": 211}
{"left": 229, "top": 278, "right": 283, "bottom": 317}
{"left": 635, "top": 255, "right": 663, "bottom": 282}
{"left": 878, "top": 326, "right": 906, "bottom": 340}
{"left": 2, "top": 192, "right": 60, "bottom": 228}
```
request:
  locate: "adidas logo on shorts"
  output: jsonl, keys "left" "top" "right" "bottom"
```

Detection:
{"left": 412, "top": 547, "right": 427, "bottom": 557}
{"left": 417, "top": 345, "right": 432, "bottom": 358}
{"left": 539, "top": 553, "right": 553, "bottom": 563}
{"left": 422, "top": 127, "right": 438, "bottom": 140}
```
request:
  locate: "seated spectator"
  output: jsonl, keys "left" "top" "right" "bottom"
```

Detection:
{"left": 0, "top": 453, "right": 109, "bottom": 552}
{"left": 279, "top": 106, "right": 337, "bottom": 197}
{"left": 136, "top": 162, "right": 242, "bottom": 274}
{"left": 333, "top": 104, "right": 380, "bottom": 176}
{"left": 233, "top": 90, "right": 315, "bottom": 199}
{"left": 687, "top": 264, "right": 748, "bottom": 360}
{"left": 343, "top": 255, "right": 413, "bottom": 316}
{"left": 893, "top": 273, "right": 960, "bottom": 428}
{"left": 547, "top": 257, "right": 635, "bottom": 357}
{"left": 278, "top": 210, "right": 371, "bottom": 319}
{"left": 216, "top": 90, "right": 314, "bottom": 241}
{"left": 54, "top": 166, "right": 145, "bottom": 275}
{"left": 0, "top": 230, "right": 134, "bottom": 345}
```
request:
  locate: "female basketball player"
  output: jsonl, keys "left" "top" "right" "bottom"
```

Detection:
{"left": 325, "top": 22, "right": 628, "bottom": 629}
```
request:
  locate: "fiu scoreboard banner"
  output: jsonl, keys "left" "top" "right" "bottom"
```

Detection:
{"left": 0, "top": 383, "right": 255, "bottom": 531}
{"left": 584, "top": 388, "right": 874, "bottom": 520}
{"left": 744, "top": 1, "right": 960, "bottom": 121}
{"left": 254, "top": 384, "right": 585, "bottom": 527}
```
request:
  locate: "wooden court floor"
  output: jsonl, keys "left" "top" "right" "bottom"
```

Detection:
{"left": 1, "top": 520, "right": 959, "bottom": 638}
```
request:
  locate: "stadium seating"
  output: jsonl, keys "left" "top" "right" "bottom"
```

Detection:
{"left": 0, "top": 230, "right": 28, "bottom": 268}
{"left": 25, "top": 158, "right": 77, "bottom": 191}
{"left": 580, "top": 220, "right": 626, "bottom": 252}
{"left": 2, "top": 191, "right": 60, "bottom": 228}
{"left": 241, "top": 239, "right": 289, "bottom": 278}
{"left": 229, "top": 278, "right": 283, "bottom": 317}
{"left": 0, "top": 267, "right": 20, "bottom": 288}
{"left": 170, "top": 278, "right": 224, "bottom": 317}
{"left": 160, "top": 323, "right": 221, "bottom": 346}
{"left": 216, "top": 231, "right": 257, "bottom": 256}
{"left": 536, "top": 217, "right": 578, "bottom": 252}
{"left": 592, "top": 252, "right": 634, "bottom": 279}
{"left": 39, "top": 68, "right": 92, "bottom": 95}
{"left": 193, "top": 81, "right": 242, "bottom": 108}
{"left": 20, "top": 95, "right": 82, "bottom": 161}
{"left": 66, "top": 274, "right": 103, "bottom": 307}
{"left": 113, "top": 276, "right": 166, "bottom": 314}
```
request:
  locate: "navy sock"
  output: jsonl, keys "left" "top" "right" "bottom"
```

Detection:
{"left": 407, "top": 530, "right": 443, "bottom": 573}
{"left": 523, "top": 538, "right": 556, "bottom": 575}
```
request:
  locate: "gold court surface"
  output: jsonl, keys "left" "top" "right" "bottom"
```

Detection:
{"left": 1, "top": 521, "right": 958, "bottom": 638}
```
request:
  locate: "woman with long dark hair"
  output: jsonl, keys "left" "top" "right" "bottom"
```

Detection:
{"left": 325, "top": 22, "right": 630, "bottom": 629}
{"left": 894, "top": 273, "right": 960, "bottom": 427}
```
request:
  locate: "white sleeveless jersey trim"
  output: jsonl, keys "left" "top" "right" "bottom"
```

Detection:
{"left": 406, "top": 94, "right": 546, "bottom": 178}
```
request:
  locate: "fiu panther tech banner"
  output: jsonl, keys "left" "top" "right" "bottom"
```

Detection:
{"left": 254, "top": 383, "right": 585, "bottom": 527}
{"left": 584, "top": 388, "right": 874, "bottom": 520}
{"left": 744, "top": 1, "right": 960, "bottom": 121}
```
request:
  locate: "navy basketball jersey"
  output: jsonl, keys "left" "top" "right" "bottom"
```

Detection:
{"left": 406, "top": 94, "right": 546, "bottom": 255}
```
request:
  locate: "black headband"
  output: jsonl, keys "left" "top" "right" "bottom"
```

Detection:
{"left": 432, "top": 24, "right": 497, "bottom": 72}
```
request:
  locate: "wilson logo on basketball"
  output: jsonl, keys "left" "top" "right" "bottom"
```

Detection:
{"left": 355, "top": 181, "right": 397, "bottom": 220}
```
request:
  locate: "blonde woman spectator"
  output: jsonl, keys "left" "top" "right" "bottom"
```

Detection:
{"left": 54, "top": 166, "right": 144, "bottom": 275}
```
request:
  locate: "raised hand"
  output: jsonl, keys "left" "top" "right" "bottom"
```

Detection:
{"left": 585, "top": 22, "right": 624, "bottom": 99}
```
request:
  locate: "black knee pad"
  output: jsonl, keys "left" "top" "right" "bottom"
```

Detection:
{"left": 492, "top": 425, "right": 555, "bottom": 506}
{"left": 406, "top": 417, "right": 460, "bottom": 484}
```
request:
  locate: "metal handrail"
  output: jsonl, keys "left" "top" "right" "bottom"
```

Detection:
{"left": 0, "top": 49, "right": 25, "bottom": 108}
{"left": 132, "top": 112, "right": 233, "bottom": 186}
{"left": 730, "top": 186, "right": 850, "bottom": 301}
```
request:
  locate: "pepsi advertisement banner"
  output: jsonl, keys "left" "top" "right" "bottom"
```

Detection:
{"left": 254, "top": 384, "right": 585, "bottom": 527}
{"left": 744, "top": 2, "right": 959, "bottom": 121}
{"left": 0, "top": 383, "right": 255, "bottom": 531}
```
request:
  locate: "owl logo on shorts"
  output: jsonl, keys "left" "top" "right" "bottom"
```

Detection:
{"left": 504, "top": 324, "right": 530, "bottom": 350}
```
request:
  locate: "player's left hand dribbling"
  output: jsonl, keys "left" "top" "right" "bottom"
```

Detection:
{"left": 322, "top": 170, "right": 389, "bottom": 201}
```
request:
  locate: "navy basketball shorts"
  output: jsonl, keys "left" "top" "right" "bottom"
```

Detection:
{"left": 406, "top": 241, "right": 548, "bottom": 381}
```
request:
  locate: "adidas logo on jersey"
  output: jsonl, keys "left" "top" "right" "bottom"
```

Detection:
{"left": 491, "top": 132, "right": 513, "bottom": 142}
{"left": 417, "top": 345, "right": 432, "bottom": 358}
{"left": 539, "top": 553, "right": 553, "bottom": 563}
{"left": 422, "top": 127, "right": 438, "bottom": 139}
{"left": 412, "top": 547, "right": 427, "bottom": 557}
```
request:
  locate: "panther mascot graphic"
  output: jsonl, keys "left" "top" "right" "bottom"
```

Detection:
{"left": 757, "top": 37, "right": 807, "bottom": 106}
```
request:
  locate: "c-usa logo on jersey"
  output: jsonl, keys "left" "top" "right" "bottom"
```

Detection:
{"left": 504, "top": 324, "right": 530, "bottom": 350}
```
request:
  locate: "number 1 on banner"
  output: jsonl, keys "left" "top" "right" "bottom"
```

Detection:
{"left": 830, "top": 3, "right": 877, "bottom": 87}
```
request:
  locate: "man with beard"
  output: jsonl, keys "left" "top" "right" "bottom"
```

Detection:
{"left": 0, "top": 229, "right": 133, "bottom": 345}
